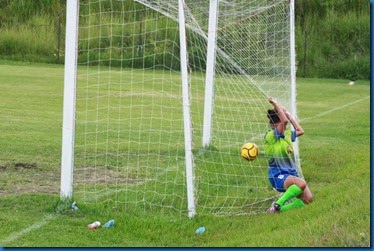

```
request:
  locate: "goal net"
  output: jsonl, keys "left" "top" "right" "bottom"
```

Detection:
{"left": 61, "top": 0, "right": 299, "bottom": 217}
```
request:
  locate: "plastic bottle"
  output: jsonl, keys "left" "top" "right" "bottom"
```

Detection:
{"left": 87, "top": 221, "right": 101, "bottom": 229}
{"left": 103, "top": 219, "right": 115, "bottom": 228}
{"left": 195, "top": 226, "right": 205, "bottom": 234}
{"left": 71, "top": 201, "right": 78, "bottom": 211}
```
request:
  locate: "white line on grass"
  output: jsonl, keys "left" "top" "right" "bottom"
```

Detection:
{"left": 300, "top": 96, "right": 369, "bottom": 122}
{"left": 0, "top": 214, "right": 57, "bottom": 246}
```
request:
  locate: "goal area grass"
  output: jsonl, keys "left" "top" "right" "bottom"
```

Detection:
{"left": 0, "top": 62, "right": 370, "bottom": 247}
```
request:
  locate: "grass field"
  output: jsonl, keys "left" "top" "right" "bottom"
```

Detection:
{"left": 0, "top": 61, "right": 370, "bottom": 247}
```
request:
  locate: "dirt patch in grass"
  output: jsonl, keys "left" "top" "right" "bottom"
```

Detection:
{"left": 0, "top": 162, "right": 60, "bottom": 196}
{"left": 74, "top": 166, "right": 142, "bottom": 184}
{"left": 14, "top": 162, "right": 37, "bottom": 169}
{"left": 0, "top": 164, "right": 140, "bottom": 196}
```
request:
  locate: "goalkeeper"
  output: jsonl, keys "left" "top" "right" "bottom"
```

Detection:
{"left": 264, "top": 97, "right": 313, "bottom": 213}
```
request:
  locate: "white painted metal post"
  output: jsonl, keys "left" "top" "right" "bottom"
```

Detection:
{"left": 290, "top": 0, "right": 296, "bottom": 117}
{"left": 202, "top": 0, "right": 219, "bottom": 147}
{"left": 178, "top": 0, "right": 196, "bottom": 218}
{"left": 289, "top": 0, "right": 303, "bottom": 177}
{"left": 60, "top": 0, "right": 79, "bottom": 200}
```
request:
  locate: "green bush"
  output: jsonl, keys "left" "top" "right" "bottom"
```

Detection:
{"left": 295, "top": 0, "right": 369, "bottom": 79}
{"left": 0, "top": 0, "right": 370, "bottom": 80}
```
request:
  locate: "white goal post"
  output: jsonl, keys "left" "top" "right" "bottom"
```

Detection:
{"left": 61, "top": 0, "right": 299, "bottom": 217}
{"left": 178, "top": 0, "right": 196, "bottom": 218}
{"left": 60, "top": 0, "right": 79, "bottom": 200}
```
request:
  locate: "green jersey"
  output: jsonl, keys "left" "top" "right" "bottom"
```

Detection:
{"left": 264, "top": 128, "right": 297, "bottom": 170}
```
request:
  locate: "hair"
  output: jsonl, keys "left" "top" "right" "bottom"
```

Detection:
{"left": 267, "top": 109, "right": 280, "bottom": 125}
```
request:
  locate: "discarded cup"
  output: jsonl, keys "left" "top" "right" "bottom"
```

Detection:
{"left": 87, "top": 221, "right": 101, "bottom": 229}
{"left": 103, "top": 219, "right": 115, "bottom": 228}
{"left": 195, "top": 226, "right": 205, "bottom": 234}
{"left": 71, "top": 201, "right": 78, "bottom": 211}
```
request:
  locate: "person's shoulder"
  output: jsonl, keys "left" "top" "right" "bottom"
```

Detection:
{"left": 285, "top": 128, "right": 293, "bottom": 135}
{"left": 265, "top": 129, "right": 274, "bottom": 136}
{"left": 264, "top": 129, "right": 275, "bottom": 141}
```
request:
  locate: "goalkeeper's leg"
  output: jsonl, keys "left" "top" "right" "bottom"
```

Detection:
{"left": 279, "top": 198, "right": 304, "bottom": 212}
{"left": 279, "top": 185, "right": 313, "bottom": 212}
{"left": 275, "top": 175, "right": 313, "bottom": 211}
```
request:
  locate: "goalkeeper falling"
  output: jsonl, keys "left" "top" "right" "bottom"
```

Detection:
{"left": 264, "top": 97, "right": 313, "bottom": 213}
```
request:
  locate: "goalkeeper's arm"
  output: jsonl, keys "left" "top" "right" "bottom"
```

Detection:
{"left": 283, "top": 108, "right": 304, "bottom": 137}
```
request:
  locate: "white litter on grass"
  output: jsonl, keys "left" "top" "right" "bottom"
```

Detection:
{"left": 349, "top": 81, "right": 355, "bottom": 85}
{"left": 0, "top": 214, "right": 57, "bottom": 245}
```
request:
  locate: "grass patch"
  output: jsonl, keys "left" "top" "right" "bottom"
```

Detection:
{"left": 0, "top": 62, "right": 370, "bottom": 247}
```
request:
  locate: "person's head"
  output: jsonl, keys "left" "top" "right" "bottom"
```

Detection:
{"left": 267, "top": 109, "right": 280, "bottom": 128}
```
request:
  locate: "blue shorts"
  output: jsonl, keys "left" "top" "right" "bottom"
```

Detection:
{"left": 268, "top": 167, "right": 299, "bottom": 192}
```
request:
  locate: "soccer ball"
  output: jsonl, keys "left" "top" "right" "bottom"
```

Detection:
{"left": 240, "top": 143, "right": 259, "bottom": 161}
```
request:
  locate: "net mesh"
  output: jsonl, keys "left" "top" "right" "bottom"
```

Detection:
{"left": 72, "top": 0, "right": 298, "bottom": 216}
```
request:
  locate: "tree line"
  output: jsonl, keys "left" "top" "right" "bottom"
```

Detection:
{"left": 0, "top": 0, "right": 369, "bottom": 80}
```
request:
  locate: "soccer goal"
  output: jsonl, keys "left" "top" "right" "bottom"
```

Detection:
{"left": 61, "top": 0, "right": 300, "bottom": 218}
